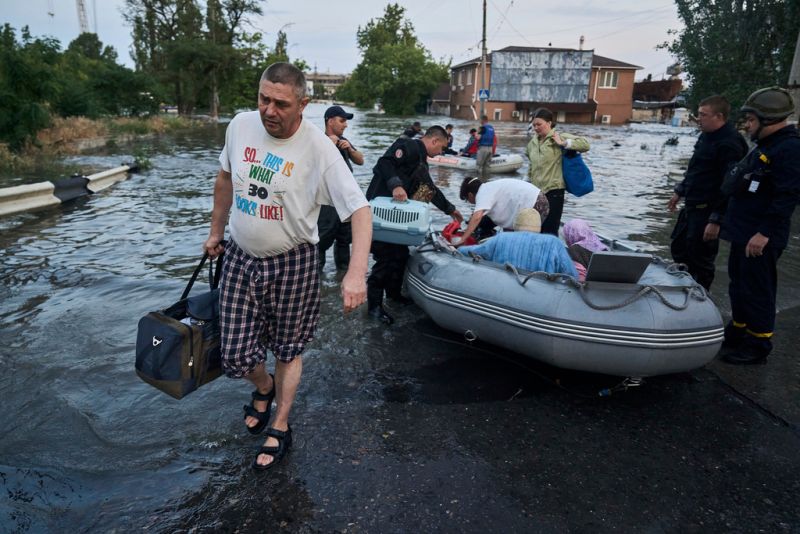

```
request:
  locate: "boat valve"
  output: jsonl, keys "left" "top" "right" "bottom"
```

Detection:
{"left": 463, "top": 330, "right": 477, "bottom": 342}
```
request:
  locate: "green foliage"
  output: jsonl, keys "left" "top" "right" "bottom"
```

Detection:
{"left": 0, "top": 24, "right": 58, "bottom": 150}
{"left": 123, "top": 1, "right": 309, "bottom": 115}
{"left": 338, "top": 3, "right": 449, "bottom": 115}
{"left": 662, "top": 0, "right": 800, "bottom": 111}
{"left": 132, "top": 147, "right": 154, "bottom": 170}
{"left": 0, "top": 23, "right": 161, "bottom": 152}
{"left": 54, "top": 32, "right": 160, "bottom": 118}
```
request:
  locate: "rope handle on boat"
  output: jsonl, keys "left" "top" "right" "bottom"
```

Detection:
{"left": 502, "top": 262, "right": 707, "bottom": 311}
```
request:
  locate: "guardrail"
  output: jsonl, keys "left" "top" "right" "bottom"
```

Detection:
{"left": 0, "top": 164, "right": 135, "bottom": 218}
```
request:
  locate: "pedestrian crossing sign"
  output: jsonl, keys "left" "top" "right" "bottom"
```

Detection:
{"left": 479, "top": 89, "right": 490, "bottom": 101}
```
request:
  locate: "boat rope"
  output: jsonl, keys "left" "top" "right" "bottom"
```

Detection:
{"left": 500, "top": 262, "right": 707, "bottom": 311}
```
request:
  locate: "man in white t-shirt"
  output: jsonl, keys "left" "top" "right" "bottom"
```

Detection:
{"left": 454, "top": 177, "right": 550, "bottom": 244}
{"left": 203, "top": 62, "right": 372, "bottom": 471}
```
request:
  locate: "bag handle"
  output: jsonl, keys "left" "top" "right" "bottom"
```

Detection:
{"left": 180, "top": 240, "right": 226, "bottom": 300}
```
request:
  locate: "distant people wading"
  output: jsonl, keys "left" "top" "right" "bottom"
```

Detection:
{"left": 718, "top": 87, "right": 800, "bottom": 365}
{"left": 402, "top": 121, "right": 422, "bottom": 139}
{"left": 204, "top": 62, "right": 372, "bottom": 471}
{"left": 476, "top": 115, "right": 495, "bottom": 179}
{"left": 526, "top": 107, "right": 590, "bottom": 235}
{"left": 365, "top": 126, "right": 463, "bottom": 325}
{"left": 666, "top": 95, "right": 747, "bottom": 291}
{"left": 317, "top": 105, "right": 365, "bottom": 271}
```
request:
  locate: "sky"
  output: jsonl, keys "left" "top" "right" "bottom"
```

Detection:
{"left": 4, "top": 0, "right": 684, "bottom": 81}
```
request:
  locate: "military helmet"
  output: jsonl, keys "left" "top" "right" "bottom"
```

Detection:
{"left": 740, "top": 86, "right": 795, "bottom": 123}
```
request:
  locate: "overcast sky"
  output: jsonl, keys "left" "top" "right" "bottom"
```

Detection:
{"left": 5, "top": 0, "right": 684, "bottom": 80}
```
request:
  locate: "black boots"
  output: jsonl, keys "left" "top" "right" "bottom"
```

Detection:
{"left": 719, "top": 322, "right": 771, "bottom": 365}
{"left": 368, "top": 304, "right": 394, "bottom": 325}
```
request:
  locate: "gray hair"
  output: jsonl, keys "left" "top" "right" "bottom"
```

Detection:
{"left": 260, "top": 62, "right": 307, "bottom": 100}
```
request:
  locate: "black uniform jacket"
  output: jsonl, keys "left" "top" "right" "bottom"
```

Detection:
{"left": 366, "top": 137, "right": 455, "bottom": 216}
{"left": 674, "top": 122, "right": 748, "bottom": 223}
{"left": 721, "top": 125, "right": 800, "bottom": 248}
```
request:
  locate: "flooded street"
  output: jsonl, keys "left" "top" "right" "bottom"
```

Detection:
{"left": 1, "top": 104, "right": 799, "bottom": 532}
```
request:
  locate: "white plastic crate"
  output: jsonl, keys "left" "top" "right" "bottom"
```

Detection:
{"left": 369, "top": 197, "right": 432, "bottom": 246}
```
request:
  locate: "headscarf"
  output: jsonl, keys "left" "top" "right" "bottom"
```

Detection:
{"left": 562, "top": 219, "right": 608, "bottom": 252}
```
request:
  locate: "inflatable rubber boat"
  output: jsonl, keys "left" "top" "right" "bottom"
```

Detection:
{"left": 404, "top": 235, "right": 724, "bottom": 378}
{"left": 428, "top": 153, "right": 524, "bottom": 174}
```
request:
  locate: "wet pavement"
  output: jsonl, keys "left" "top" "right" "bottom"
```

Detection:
{"left": 111, "top": 289, "right": 800, "bottom": 533}
{"left": 1, "top": 105, "right": 799, "bottom": 532}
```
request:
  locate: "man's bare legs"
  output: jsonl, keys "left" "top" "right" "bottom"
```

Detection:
{"left": 254, "top": 356, "right": 302, "bottom": 467}
{"left": 244, "top": 362, "right": 274, "bottom": 430}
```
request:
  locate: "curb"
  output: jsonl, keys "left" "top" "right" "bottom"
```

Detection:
{"left": 0, "top": 164, "right": 134, "bottom": 217}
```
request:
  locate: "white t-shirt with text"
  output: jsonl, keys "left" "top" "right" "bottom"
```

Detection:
{"left": 219, "top": 111, "right": 368, "bottom": 258}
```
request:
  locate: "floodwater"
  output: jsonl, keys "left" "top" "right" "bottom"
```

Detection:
{"left": 1, "top": 103, "right": 799, "bottom": 532}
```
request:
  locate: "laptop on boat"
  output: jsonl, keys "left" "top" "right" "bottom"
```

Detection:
{"left": 585, "top": 251, "right": 653, "bottom": 284}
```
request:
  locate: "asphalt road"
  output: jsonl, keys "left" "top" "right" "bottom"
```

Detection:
{"left": 156, "top": 295, "right": 800, "bottom": 533}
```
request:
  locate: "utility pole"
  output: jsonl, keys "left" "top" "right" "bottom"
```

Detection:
{"left": 76, "top": 0, "right": 89, "bottom": 34}
{"left": 479, "top": 0, "right": 487, "bottom": 119}
{"left": 789, "top": 29, "right": 800, "bottom": 122}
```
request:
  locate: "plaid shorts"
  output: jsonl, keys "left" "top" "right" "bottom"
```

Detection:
{"left": 219, "top": 239, "right": 320, "bottom": 378}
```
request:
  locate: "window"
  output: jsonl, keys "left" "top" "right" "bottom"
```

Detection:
{"left": 601, "top": 114, "right": 612, "bottom": 124}
{"left": 599, "top": 71, "right": 618, "bottom": 88}
{"left": 458, "top": 71, "right": 463, "bottom": 86}
{"left": 466, "top": 70, "right": 472, "bottom": 85}
{"left": 557, "top": 111, "right": 566, "bottom": 123}
{"left": 493, "top": 109, "right": 502, "bottom": 121}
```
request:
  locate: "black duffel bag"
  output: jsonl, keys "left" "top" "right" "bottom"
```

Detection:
{"left": 135, "top": 247, "right": 225, "bottom": 399}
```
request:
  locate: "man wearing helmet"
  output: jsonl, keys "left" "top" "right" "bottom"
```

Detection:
{"left": 719, "top": 87, "right": 800, "bottom": 365}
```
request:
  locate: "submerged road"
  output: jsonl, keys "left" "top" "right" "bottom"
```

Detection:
{"left": 1, "top": 108, "right": 798, "bottom": 532}
{"left": 138, "top": 286, "right": 800, "bottom": 533}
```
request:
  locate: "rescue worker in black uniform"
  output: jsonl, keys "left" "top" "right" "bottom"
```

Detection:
{"left": 719, "top": 87, "right": 800, "bottom": 364}
{"left": 667, "top": 95, "right": 748, "bottom": 291}
{"left": 366, "top": 125, "right": 463, "bottom": 324}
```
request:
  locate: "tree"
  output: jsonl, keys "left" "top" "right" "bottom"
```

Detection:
{"left": 55, "top": 33, "right": 159, "bottom": 118}
{"left": 125, "top": 0, "right": 280, "bottom": 116}
{"left": 338, "top": 3, "right": 449, "bottom": 115}
{"left": 0, "top": 25, "right": 59, "bottom": 149}
{"left": 662, "top": 0, "right": 800, "bottom": 110}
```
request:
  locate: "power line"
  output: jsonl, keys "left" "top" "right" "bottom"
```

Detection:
{"left": 529, "top": 5, "right": 675, "bottom": 38}
{"left": 488, "top": 0, "right": 533, "bottom": 47}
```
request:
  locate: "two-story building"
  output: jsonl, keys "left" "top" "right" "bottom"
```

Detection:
{"left": 449, "top": 46, "right": 640, "bottom": 125}
{"left": 306, "top": 72, "right": 350, "bottom": 99}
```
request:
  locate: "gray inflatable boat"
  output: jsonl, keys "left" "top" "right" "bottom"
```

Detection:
{"left": 405, "top": 235, "right": 724, "bottom": 378}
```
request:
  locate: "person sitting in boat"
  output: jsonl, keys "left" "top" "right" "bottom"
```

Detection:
{"left": 563, "top": 218, "right": 609, "bottom": 268}
{"left": 454, "top": 177, "right": 550, "bottom": 243}
{"left": 443, "top": 124, "right": 458, "bottom": 155}
{"left": 456, "top": 209, "right": 578, "bottom": 277}
{"left": 458, "top": 129, "right": 479, "bottom": 157}
{"left": 561, "top": 219, "right": 608, "bottom": 281}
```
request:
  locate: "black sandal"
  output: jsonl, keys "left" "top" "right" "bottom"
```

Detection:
{"left": 243, "top": 373, "right": 275, "bottom": 435}
{"left": 252, "top": 426, "right": 293, "bottom": 471}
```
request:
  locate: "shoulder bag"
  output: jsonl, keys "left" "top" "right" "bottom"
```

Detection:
{"left": 135, "top": 246, "right": 225, "bottom": 399}
{"left": 562, "top": 148, "right": 594, "bottom": 197}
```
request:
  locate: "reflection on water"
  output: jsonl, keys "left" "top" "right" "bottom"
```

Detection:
{"left": 1, "top": 103, "right": 798, "bottom": 530}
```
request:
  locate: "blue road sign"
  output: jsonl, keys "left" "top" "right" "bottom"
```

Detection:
{"left": 478, "top": 89, "right": 490, "bottom": 101}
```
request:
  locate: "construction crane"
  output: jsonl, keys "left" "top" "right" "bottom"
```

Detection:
{"left": 76, "top": 0, "right": 89, "bottom": 34}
